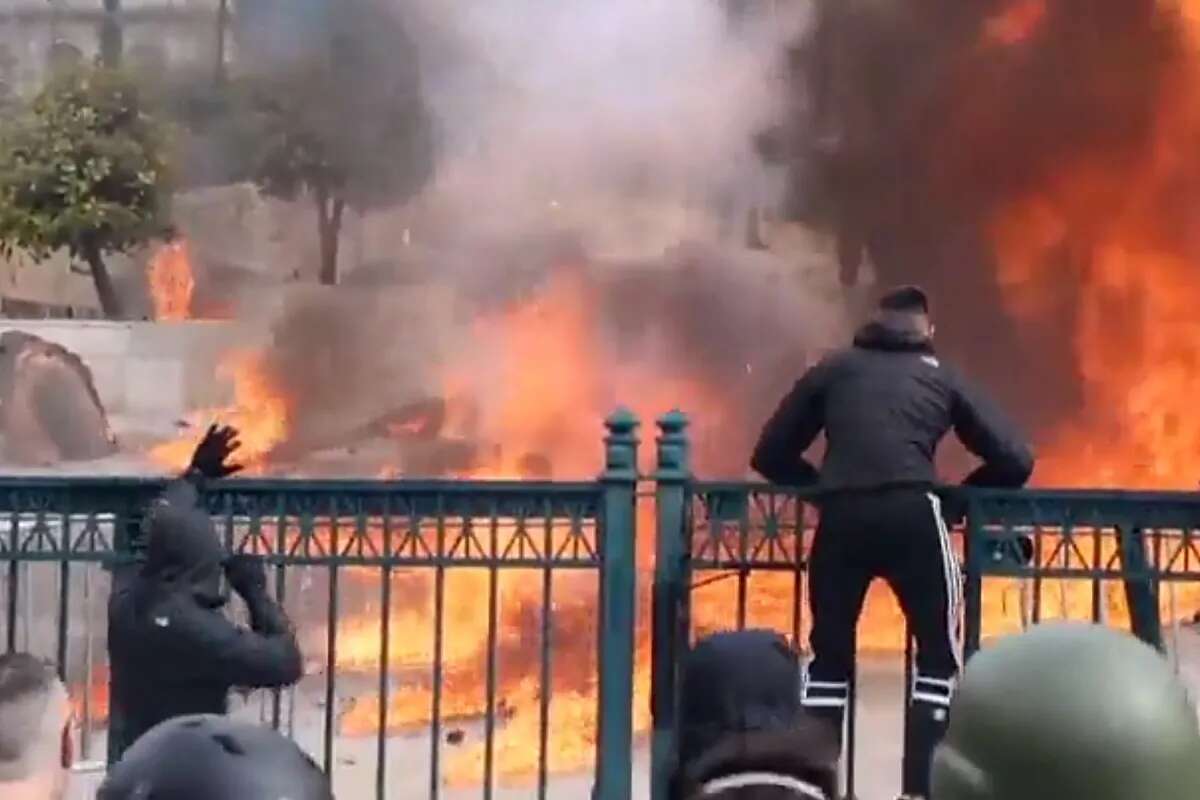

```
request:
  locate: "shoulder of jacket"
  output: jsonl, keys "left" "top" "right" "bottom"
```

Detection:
{"left": 814, "top": 347, "right": 856, "bottom": 370}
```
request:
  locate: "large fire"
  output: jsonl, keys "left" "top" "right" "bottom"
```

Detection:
{"left": 123, "top": 1, "right": 1200, "bottom": 782}
{"left": 987, "top": 0, "right": 1200, "bottom": 489}
{"left": 132, "top": 244, "right": 1193, "bottom": 784}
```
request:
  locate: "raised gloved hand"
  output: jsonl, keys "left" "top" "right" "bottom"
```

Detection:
{"left": 224, "top": 553, "right": 268, "bottom": 599}
{"left": 187, "top": 424, "right": 244, "bottom": 480}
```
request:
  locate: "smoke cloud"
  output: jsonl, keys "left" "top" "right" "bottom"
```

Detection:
{"left": 193, "top": 0, "right": 856, "bottom": 478}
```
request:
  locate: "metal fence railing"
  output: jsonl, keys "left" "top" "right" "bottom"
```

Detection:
{"left": 7, "top": 407, "right": 1200, "bottom": 799}
{"left": 648, "top": 411, "right": 1200, "bottom": 800}
{"left": 0, "top": 410, "right": 640, "bottom": 800}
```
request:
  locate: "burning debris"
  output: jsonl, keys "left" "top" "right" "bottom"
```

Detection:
{"left": 0, "top": 331, "right": 116, "bottom": 465}
{"left": 147, "top": 240, "right": 196, "bottom": 321}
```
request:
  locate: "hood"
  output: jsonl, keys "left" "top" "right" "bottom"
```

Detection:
{"left": 853, "top": 313, "right": 934, "bottom": 353}
{"left": 141, "top": 495, "right": 228, "bottom": 609}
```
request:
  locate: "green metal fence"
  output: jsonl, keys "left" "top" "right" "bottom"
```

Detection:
{"left": 648, "top": 411, "right": 1200, "bottom": 800}
{"left": 0, "top": 410, "right": 640, "bottom": 800}
{"left": 7, "top": 406, "right": 1200, "bottom": 799}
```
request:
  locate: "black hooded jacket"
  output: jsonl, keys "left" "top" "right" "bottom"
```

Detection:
{"left": 107, "top": 480, "right": 302, "bottom": 762}
{"left": 751, "top": 317, "right": 1034, "bottom": 492}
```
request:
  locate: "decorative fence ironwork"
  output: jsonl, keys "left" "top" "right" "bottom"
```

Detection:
{"left": 0, "top": 410, "right": 640, "bottom": 800}
{"left": 6, "top": 408, "right": 1200, "bottom": 800}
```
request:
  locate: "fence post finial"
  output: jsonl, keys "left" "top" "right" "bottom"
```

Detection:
{"left": 655, "top": 410, "right": 691, "bottom": 481}
{"left": 603, "top": 407, "right": 640, "bottom": 481}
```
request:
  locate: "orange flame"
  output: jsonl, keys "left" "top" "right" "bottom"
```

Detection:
{"left": 991, "top": 5, "right": 1200, "bottom": 489}
{"left": 147, "top": 241, "right": 196, "bottom": 321}
{"left": 69, "top": 663, "right": 110, "bottom": 728}
{"left": 149, "top": 349, "right": 292, "bottom": 474}
{"left": 979, "top": 2, "right": 1200, "bottom": 631}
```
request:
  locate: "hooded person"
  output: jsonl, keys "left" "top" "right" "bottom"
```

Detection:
{"left": 98, "top": 714, "right": 334, "bottom": 800}
{"left": 671, "top": 630, "right": 839, "bottom": 800}
{"left": 750, "top": 286, "right": 1034, "bottom": 800}
{"left": 106, "top": 425, "right": 303, "bottom": 763}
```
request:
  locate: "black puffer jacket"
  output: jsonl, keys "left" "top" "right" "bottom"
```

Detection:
{"left": 107, "top": 480, "right": 302, "bottom": 763}
{"left": 751, "top": 317, "right": 1034, "bottom": 492}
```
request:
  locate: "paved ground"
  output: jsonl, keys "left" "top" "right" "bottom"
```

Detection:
{"left": 65, "top": 627, "right": 1200, "bottom": 799}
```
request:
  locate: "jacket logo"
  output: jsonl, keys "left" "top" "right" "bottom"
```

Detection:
{"left": 153, "top": 616, "right": 171, "bottom": 628}
{"left": 921, "top": 355, "right": 941, "bottom": 369}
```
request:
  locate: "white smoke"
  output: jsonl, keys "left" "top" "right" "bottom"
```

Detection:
{"left": 396, "top": 0, "right": 810, "bottom": 257}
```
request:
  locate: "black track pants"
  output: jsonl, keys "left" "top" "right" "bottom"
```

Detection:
{"left": 800, "top": 488, "right": 962, "bottom": 797}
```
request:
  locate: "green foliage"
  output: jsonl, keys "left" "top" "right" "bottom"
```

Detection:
{"left": 0, "top": 65, "right": 173, "bottom": 265}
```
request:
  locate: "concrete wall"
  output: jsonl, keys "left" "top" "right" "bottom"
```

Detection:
{"left": 0, "top": 319, "right": 260, "bottom": 430}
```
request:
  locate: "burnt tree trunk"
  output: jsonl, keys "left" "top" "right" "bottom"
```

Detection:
{"left": 81, "top": 243, "right": 124, "bottom": 319}
{"left": 315, "top": 191, "right": 346, "bottom": 286}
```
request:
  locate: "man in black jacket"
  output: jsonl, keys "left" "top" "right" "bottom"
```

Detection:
{"left": 107, "top": 426, "right": 303, "bottom": 762}
{"left": 750, "top": 286, "right": 1034, "bottom": 800}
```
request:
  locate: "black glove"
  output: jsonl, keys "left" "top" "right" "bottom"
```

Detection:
{"left": 187, "top": 424, "right": 244, "bottom": 480}
{"left": 224, "top": 554, "right": 267, "bottom": 598}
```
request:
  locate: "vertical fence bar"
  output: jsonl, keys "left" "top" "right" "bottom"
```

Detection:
{"left": 651, "top": 411, "right": 690, "bottom": 800}
{"left": 483, "top": 508, "right": 500, "bottom": 800}
{"left": 56, "top": 555, "right": 71, "bottom": 680}
{"left": 962, "top": 494, "right": 984, "bottom": 660}
{"left": 323, "top": 513, "right": 340, "bottom": 774}
{"left": 537, "top": 501, "right": 554, "bottom": 800}
{"left": 429, "top": 498, "right": 446, "bottom": 800}
{"left": 595, "top": 409, "right": 639, "bottom": 800}
{"left": 375, "top": 506, "right": 393, "bottom": 800}
{"left": 81, "top": 552, "right": 94, "bottom": 759}
{"left": 1119, "top": 523, "right": 1164, "bottom": 650}
{"left": 791, "top": 495, "right": 804, "bottom": 651}
{"left": 6, "top": 511, "right": 18, "bottom": 652}
{"left": 271, "top": 514, "right": 287, "bottom": 732}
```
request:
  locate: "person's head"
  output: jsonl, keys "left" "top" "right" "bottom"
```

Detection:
{"left": 143, "top": 484, "right": 228, "bottom": 607}
{"left": 932, "top": 622, "right": 1200, "bottom": 800}
{"left": 877, "top": 284, "right": 934, "bottom": 340}
{"left": 98, "top": 714, "right": 334, "bottom": 800}
{"left": 0, "top": 653, "right": 71, "bottom": 800}
{"left": 678, "top": 720, "right": 840, "bottom": 800}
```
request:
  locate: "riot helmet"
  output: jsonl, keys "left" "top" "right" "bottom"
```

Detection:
{"left": 931, "top": 622, "right": 1200, "bottom": 800}
{"left": 97, "top": 714, "right": 333, "bottom": 800}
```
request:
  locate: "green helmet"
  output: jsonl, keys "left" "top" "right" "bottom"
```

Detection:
{"left": 932, "top": 622, "right": 1200, "bottom": 800}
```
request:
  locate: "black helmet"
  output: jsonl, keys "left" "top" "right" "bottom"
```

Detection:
{"left": 97, "top": 715, "right": 333, "bottom": 800}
